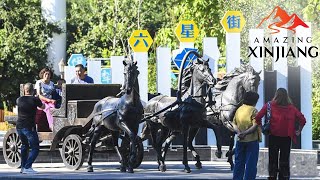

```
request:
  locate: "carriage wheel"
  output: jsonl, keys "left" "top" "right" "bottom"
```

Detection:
{"left": 120, "top": 136, "right": 144, "bottom": 168}
{"left": 61, "top": 134, "right": 84, "bottom": 170}
{"left": 3, "top": 128, "right": 22, "bottom": 168}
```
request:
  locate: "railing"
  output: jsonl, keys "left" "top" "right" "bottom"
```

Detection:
{"left": 0, "top": 109, "right": 15, "bottom": 122}
{"left": 0, "top": 109, "right": 3, "bottom": 122}
{"left": 313, "top": 140, "right": 320, "bottom": 149}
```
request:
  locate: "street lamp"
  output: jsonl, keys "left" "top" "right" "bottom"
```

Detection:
{"left": 58, "top": 58, "right": 65, "bottom": 79}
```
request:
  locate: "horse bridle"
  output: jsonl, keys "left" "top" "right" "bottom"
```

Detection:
{"left": 190, "top": 63, "right": 214, "bottom": 99}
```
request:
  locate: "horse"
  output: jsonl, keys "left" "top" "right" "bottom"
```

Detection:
{"left": 142, "top": 56, "right": 217, "bottom": 173}
{"left": 206, "top": 64, "right": 261, "bottom": 170}
{"left": 86, "top": 59, "right": 143, "bottom": 173}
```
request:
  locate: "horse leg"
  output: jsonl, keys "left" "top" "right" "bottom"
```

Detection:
{"left": 188, "top": 127, "right": 202, "bottom": 169}
{"left": 162, "top": 131, "right": 177, "bottom": 159}
{"left": 111, "top": 131, "right": 126, "bottom": 172}
{"left": 215, "top": 128, "right": 222, "bottom": 158}
{"left": 87, "top": 125, "right": 103, "bottom": 172}
{"left": 119, "top": 122, "right": 137, "bottom": 173}
{"left": 226, "top": 132, "right": 235, "bottom": 170}
{"left": 182, "top": 125, "right": 191, "bottom": 173}
{"left": 140, "top": 122, "right": 150, "bottom": 142}
{"left": 207, "top": 123, "right": 222, "bottom": 158}
{"left": 160, "top": 131, "right": 177, "bottom": 172}
{"left": 148, "top": 123, "right": 164, "bottom": 171}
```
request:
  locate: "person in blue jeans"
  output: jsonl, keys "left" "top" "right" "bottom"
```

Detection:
{"left": 232, "top": 91, "right": 261, "bottom": 180}
{"left": 16, "top": 83, "right": 44, "bottom": 174}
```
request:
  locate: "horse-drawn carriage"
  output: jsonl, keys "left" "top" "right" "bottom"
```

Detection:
{"left": 3, "top": 52, "right": 261, "bottom": 174}
{"left": 3, "top": 83, "right": 144, "bottom": 171}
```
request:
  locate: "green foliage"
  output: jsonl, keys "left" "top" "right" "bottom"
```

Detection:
{"left": 0, "top": 0, "right": 60, "bottom": 110}
{"left": 66, "top": 0, "right": 226, "bottom": 93}
{"left": 303, "top": 0, "right": 320, "bottom": 140}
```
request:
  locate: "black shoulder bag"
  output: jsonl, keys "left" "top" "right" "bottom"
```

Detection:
{"left": 262, "top": 101, "right": 271, "bottom": 135}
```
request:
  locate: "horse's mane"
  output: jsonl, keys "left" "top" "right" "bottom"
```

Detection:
{"left": 214, "top": 65, "right": 255, "bottom": 92}
{"left": 181, "top": 64, "right": 193, "bottom": 95}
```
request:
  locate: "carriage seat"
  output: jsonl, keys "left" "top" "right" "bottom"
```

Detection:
{"left": 16, "top": 83, "right": 121, "bottom": 128}
{"left": 53, "top": 84, "right": 122, "bottom": 118}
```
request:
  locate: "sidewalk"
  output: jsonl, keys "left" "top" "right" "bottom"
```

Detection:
{"left": 0, "top": 161, "right": 319, "bottom": 179}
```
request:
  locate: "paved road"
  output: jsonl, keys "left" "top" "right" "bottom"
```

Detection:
{"left": 0, "top": 161, "right": 319, "bottom": 180}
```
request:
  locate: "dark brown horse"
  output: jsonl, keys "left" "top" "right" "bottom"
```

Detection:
{"left": 86, "top": 59, "right": 143, "bottom": 173}
{"left": 143, "top": 51, "right": 217, "bottom": 173}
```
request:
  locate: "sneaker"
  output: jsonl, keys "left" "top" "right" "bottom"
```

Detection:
{"left": 20, "top": 168, "right": 24, "bottom": 173}
{"left": 22, "top": 168, "right": 38, "bottom": 174}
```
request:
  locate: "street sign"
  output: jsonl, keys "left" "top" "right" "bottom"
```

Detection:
{"left": 175, "top": 20, "right": 199, "bottom": 42}
{"left": 67, "top": 54, "right": 87, "bottom": 67}
{"left": 220, "top": 11, "right": 246, "bottom": 33}
{"left": 101, "top": 68, "right": 112, "bottom": 84}
{"left": 128, "top": 30, "right": 153, "bottom": 52}
{"left": 173, "top": 48, "right": 199, "bottom": 70}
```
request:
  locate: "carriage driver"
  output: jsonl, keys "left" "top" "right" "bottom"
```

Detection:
{"left": 71, "top": 64, "right": 94, "bottom": 84}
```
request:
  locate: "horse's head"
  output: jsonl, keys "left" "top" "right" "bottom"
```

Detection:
{"left": 123, "top": 59, "right": 139, "bottom": 94}
{"left": 240, "top": 64, "right": 261, "bottom": 93}
{"left": 191, "top": 58, "right": 216, "bottom": 87}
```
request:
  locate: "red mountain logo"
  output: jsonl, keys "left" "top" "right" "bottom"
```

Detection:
{"left": 257, "top": 6, "right": 309, "bottom": 34}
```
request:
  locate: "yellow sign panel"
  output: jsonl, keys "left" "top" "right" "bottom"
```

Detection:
{"left": 220, "top": 11, "right": 246, "bottom": 33}
{"left": 175, "top": 20, "right": 199, "bottom": 42}
{"left": 128, "top": 30, "right": 153, "bottom": 52}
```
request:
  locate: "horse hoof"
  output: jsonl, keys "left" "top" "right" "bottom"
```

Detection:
{"left": 226, "top": 151, "right": 230, "bottom": 157}
{"left": 195, "top": 162, "right": 202, "bottom": 169}
{"left": 230, "top": 164, "right": 234, "bottom": 171}
{"left": 215, "top": 151, "right": 222, "bottom": 158}
{"left": 87, "top": 166, "right": 93, "bottom": 172}
{"left": 159, "top": 164, "right": 166, "bottom": 172}
{"left": 120, "top": 166, "right": 126, "bottom": 172}
{"left": 127, "top": 167, "right": 134, "bottom": 173}
{"left": 184, "top": 167, "right": 191, "bottom": 173}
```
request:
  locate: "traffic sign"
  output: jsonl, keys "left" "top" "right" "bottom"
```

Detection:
{"left": 175, "top": 20, "right": 199, "bottom": 42}
{"left": 67, "top": 54, "right": 87, "bottom": 67}
{"left": 128, "top": 30, "right": 153, "bottom": 52}
{"left": 220, "top": 11, "right": 246, "bottom": 33}
{"left": 173, "top": 48, "right": 199, "bottom": 70}
{"left": 101, "top": 68, "right": 112, "bottom": 84}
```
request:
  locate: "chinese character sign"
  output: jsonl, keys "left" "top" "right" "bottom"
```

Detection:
{"left": 175, "top": 20, "right": 199, "bottom": 42}
{"left": 221, "top": 11, "right": 246, "bottom": 33}
{"left": 227, "top": 15, "right": 240, "bottom": 29}
{"left": 181, "top": 24, "right": 194, "bottom": 38}
{"left": 128, "top": 30, "right": 153, "bottom": 52}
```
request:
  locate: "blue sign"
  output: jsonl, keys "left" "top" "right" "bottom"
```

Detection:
{"left": 173, "top": 48, "right": 199, "bottom": 70}
{"left": 67, "top": 54, "right": 87, "bottom": 67}
{"left": 101, "top": 68, "right": 112, "bottom": 84}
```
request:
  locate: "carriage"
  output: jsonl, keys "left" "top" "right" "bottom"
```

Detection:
{"left": 3, "top": 52, "right": 260, "bottom": 173}
{"left": 3, "top": 83, "right": 144, "bottom": 170}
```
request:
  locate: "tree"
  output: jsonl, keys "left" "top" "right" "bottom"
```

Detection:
{"left": 303, "top": 0, "right": 320, "bottom": 140}
{"left": 0, "top": 0, "right": 61, "bottom": 110}
{"left": 66, "top": 0, "right": 225, "bottom": 93}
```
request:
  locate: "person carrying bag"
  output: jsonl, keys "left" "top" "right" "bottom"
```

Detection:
{"left": 262, "top": 101, "right": 271, "bottom": 135}
{"left": 255, "top": 88, "right": 306, "bottom": 180}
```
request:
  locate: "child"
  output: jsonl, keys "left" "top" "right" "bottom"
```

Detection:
{"left": 232, "top": 91, "right": 261, "bottom": 180}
